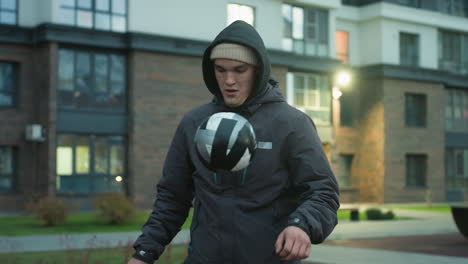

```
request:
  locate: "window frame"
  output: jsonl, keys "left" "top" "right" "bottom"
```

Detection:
{"left": 56, "top": 134, "right": 127, "bottom": 195}
{"left": 335, "top": 30, "right": 349, "bottom": 64}
{"left": 445, "top": 88, "right": 468, "bottom": 132}
{"left": 0, "top": 62, "right": 17, "bottom": 108}
{"left": 399, "top": 32, "right": 420, "bottom": 67}
{"left": 438, "top": 30, "right": 468, "bottom": 75}
{"left": 59, "top": 0, "right": 128, "bottom": 32}
{"left": 337, "top": 153, "right": 354, "bottom": 188}
{"left": 57, "top": 47, "right": 127, "bottom": 112}
{"left": 405, "top": 154, "right": 427, "bottom": 188}
{"left": 405, "top": 92, "right": 427, "bottom": 128}
{"left": 282, "top": 3, "right": 329, "bottom": 57}
{"left": 286, "top": 72, "right": 332, "bottom": 126}
{"left": 0, "top": 0, "right": 18, "bottom": 25}
{"left": 227, "top": 3, "right": 256, "bottom": 27}
{"left": 0, "top": 146, "right": 16, "bottom": 193}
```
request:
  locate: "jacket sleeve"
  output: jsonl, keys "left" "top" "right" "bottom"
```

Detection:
{"left": 285, "top": 113, "right": 340, "bottom": 244}
{"left": 132, "top": 117, "right": 195, "bottom": 263}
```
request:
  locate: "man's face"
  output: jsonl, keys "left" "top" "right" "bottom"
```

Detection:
{"left": 214, "top": 58, "right": 256, "bottom": 108}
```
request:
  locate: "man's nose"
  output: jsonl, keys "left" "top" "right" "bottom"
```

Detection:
{"left": 225, "top": 72, "right": 236, "bottom": 85}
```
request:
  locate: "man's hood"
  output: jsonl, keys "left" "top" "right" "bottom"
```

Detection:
{"left": 202, "top": 20, "right": 272, "bottom": 107}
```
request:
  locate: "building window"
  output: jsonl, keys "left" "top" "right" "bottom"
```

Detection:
{"left": 394, "top": 0, "right": 420, "bottom": 8}
{"left": 57, "top": 49, "right": 126, "bottom": 111}
{"left": 337, "top": 154, "right": 353, "bottom": 188}
{"left": 400, "top": 32, "right": 419, "bottom": 67}
{"left": 0, "top": 0, "right": 17, "bottom": 25}
{"left": 0, "top": 62, "right": 15, "bottom": 107}
{"left": 282, "top": 4, "right": 329, "bottom": 56}
{"left": 0, "top": 146, "right": 15, "bottom": 192}
{"left": 335, "top": 30, "right": 349, "bottom": 64}
{"left": 406, "top": 154, "right": 427, "bottom": 188}
{"left": 445, "top": 148, "right": 468, "bottom": 191}
{"left": 340, "top": 91, "right": 353, "bottom": 127}
{"left": 440, "top": 0, "right": 467, "bottom": 17}
{"left": 405, "top": 93, "right": 427, "bottom": 128}
{"left": 439, "top": 30, "right": 468, "bottom": 75}
{"left": 59, "top": 0, "right": 127, "bottom": 32}
{"left": 227, "top": 3, "right": 255, "bottom": 26}
{"left": 287, "top": 72, "right": 331, "bottom": 125}
{"left": 56, "top": 134, "right": 126, "bottom": 194}
{"left": 445, "top": 89, "right": 468, "bottom": 132}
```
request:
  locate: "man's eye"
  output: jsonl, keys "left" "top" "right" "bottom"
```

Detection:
{"left": 215, "top": 67, "right": 226, "bottom": 73}
{"left": 235, "top": 67, "right": 247, "bottom": 73}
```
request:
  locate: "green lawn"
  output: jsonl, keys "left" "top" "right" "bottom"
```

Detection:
{"left": 0, "top": 244, "right": 188, "bottom": 264}
{"left": 389, "top": 205, "right": 451, "bottom": 213}
{"left": 0, "top": 210, "right": 193, "bottom": 237}
{"left": 0, "top": 207, "right": 405, "bottom": 237}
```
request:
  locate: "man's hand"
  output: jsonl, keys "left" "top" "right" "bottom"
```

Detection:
{"left": 275, "top": 226, "right": 311, "bottom": 261}
{"left": 127, "top": 258, "right": 147, "bottom": 264}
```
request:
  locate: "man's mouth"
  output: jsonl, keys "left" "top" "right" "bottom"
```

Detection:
{"left": 224, "top": 89, "right": 238, "bottom": 96}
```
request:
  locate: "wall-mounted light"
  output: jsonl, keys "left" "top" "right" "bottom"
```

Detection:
{"left": 115, "top": 176, "right": 123, "bottom": 182}
{"left": 332, "top": 86, "right": 343, "bottom": 99}
{"left": 335, "top": 71, "right": 352, "bottom": 87}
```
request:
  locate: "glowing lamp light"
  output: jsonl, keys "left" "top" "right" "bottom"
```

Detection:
{"left": 336, "top": 71, "right": 351, "bottom": 87}
{"left": 115, "top": 176, "right": 123, "bottom": 182}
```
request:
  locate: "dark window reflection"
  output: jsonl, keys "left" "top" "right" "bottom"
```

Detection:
{"left": 57, "top": 49, "right": 126, "bottom": 111}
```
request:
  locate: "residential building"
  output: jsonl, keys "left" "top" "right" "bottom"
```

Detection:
{"left": 1, "top": 0, "right": 467, "bottom": 212}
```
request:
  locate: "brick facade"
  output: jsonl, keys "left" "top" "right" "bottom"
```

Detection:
{"left": 383, "top": 78, "right": 445, "bottom": 203}
{"left": 0, "top": 43, "right": 57, "bottom": 211}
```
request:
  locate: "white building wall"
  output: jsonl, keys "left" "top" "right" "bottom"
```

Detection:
{"left": 15, "top": 0, "right": 468, "bottom": 69}
{"left": 380, "top": 19, "right": 438, "bottom": 69}
{"left": 19, "top": 0, "right": 58, "bottom": 27}
{"left": 128, "top": 0, "right": 341, "bottom": 50}
{"left": 335, "top": 1, "right": 468, "bottom": 68}
{"left": 359, "top": 19, "right": 383, "bottom": 66}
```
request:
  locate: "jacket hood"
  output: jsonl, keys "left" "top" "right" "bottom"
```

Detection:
{"left": 203, "top": 20, "right": 272, "bottom": 107}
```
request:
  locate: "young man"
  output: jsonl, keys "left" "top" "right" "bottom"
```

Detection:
{"left": 128, "top": 20, "right": 339, "bottom": 264}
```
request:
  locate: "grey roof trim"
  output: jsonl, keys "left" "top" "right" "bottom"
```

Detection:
{"left": 358, "top": 64, "right": 468, "bottom": 89}
{"left": 0, "top": 23, "right": 341, "bottom": 73}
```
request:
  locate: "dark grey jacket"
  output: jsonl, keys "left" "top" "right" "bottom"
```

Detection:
{"left": 133, "top": 21, "right": 339, "bottom": 264}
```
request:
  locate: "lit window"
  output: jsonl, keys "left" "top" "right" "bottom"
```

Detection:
{"left": 227, "top": 3, "right": 255, "bottom": 26}
{"left": 336, "top": 30, "right": 349, "bottom": 64}
{"left": 56, "top": 134, "right": 126, "bottom": 194}
{"left": 287, "top": 72, "right": 331, "bottom": 125}
{"left": 59, "top": 0, "right": 127, "bottom": 32}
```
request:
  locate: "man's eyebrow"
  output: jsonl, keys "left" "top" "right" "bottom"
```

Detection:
{"left": 234, "top": 65, "right": 247, "bottom": 70}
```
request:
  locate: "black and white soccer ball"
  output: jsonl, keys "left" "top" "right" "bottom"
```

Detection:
{"left": 194, "top": 112, "right": 256, "bottom": 172}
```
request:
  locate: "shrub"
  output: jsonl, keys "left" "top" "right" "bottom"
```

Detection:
{"left": 32, "top": 197, "right": 67, "bottom": 226}
{"left": 383, "top": 210, "right": 395, "bottom": 220}
{"left": 365, "top": 208, "right": 396, "bottom": 220}
{"left": 365, "top": 208, "right": 383, "bottom": 220}
{"left": 95, "top": 192, "right": 135, "bottom": 225}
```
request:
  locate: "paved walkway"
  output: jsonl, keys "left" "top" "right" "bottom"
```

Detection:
{"left": 1, "top": 208, "right": 466, "bottom": 264}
